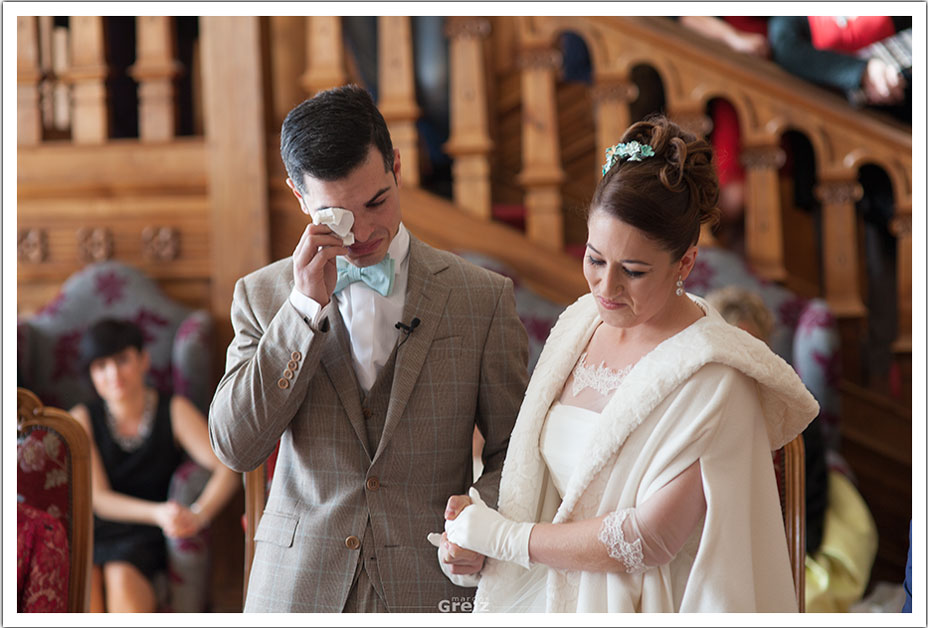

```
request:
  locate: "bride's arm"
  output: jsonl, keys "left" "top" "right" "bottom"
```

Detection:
{"left": 446, "top": 460, "right": 706, "bottom": 573}
{"left": 528, "top": 460, "right": 705, "bottom": 573}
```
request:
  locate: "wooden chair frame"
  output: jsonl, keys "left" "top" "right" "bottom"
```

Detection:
{"left": 782, "top": 433, "right": 806, "bottom": 612}
{"left": 17, "top": 387, "right": 93, "bottom": 613}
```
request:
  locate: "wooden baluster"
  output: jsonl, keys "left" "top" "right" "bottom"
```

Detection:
{"left": 444, "top": 17, "right": 493, "bottom": 219}
{"left": 17, "top": 16, "right": 43, "bottom": 145}
{"left": 815, "top": 179, "right": 866, "bottom": 318}
{"left": 268, "top": 17, "right": 307, "bottom": 124}
{"left": 67, "top": 16, "right": 108, "bottom": 143}
{"left": 38, "top": 16, "right": 54, "bottom": 130}
{"left": 592, "top": 77, "right": 637, "bottom": 176}
{"left": 517, "top": 43, "right": 565, "bottom": 250}
{"left": 742, "top": 144, "right": 787, "bottom": 281}
{"left": 130, "top": 16, "right": 180, "bottom": 142}
{"left": 377, "top": 16, "right": 420, "bottom": 186}
{"left": 890, "top": 205, "right": 911, "bottom": 353}
{"left": 301, "top": 16, "right": 347, "bottom": 96}
{"left": 52, "top": 25, "right": 71, "bottom": 132}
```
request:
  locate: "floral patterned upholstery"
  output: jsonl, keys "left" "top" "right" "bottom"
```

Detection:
{"left": 17, "top": 261, "right": 216, "bottom": 612}
{"left": 17, "top": 502, "right": 69, "bottom": 613}
{"left": 17, "top": 387, "right": 91, "bottom": 612}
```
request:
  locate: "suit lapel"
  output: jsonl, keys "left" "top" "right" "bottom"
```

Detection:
{"left": 373, "top": 237, "right": 450, "bottom": 465}
{"left": 319, "top": 304, "right": 372, "bottom": 460}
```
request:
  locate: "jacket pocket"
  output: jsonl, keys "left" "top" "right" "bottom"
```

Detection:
{"left": 254, "top": 511, "right": 298, "bottom": 548}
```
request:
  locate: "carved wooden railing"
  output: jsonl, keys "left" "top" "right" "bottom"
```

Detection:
{"left": 440, "top": 16, "right": 912, "bottom": 354}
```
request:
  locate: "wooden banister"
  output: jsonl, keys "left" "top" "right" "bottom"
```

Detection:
{"left": 511, "top": 15, "right": 911, "bottom": 351}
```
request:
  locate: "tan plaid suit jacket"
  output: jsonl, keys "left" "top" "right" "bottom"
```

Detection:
{"left": 209, "top": 235, "right": 528, "bottom": 612}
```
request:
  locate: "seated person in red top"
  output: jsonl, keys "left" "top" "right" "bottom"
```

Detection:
{"left": 70, "top": 319, "right": 239, "bottom": 612}
{"left": 768, "top": 16, "right": 911, "bottom": 123}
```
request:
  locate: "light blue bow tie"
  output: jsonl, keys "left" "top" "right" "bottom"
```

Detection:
{"left": 334, "top": 256, "right": 395, "bottom": 297}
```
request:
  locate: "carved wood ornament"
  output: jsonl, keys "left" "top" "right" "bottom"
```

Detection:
{"left": 76, "top": 227, "right": 113, "bottom": 262}
{"left": 141, "top": 226, "right": 180, "bottom": 261}
{"left": 18, "top": 228, "right": 48, "bottom": 263}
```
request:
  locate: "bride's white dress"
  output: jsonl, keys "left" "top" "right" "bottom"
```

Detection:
{"left": 490, "top": 401, "right": 604, "bottom": 612}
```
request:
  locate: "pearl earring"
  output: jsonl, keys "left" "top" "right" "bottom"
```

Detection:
{"left": 675, "top": 277, "right": 684, "bottom": 297}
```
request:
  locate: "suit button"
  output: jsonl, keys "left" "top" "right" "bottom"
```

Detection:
{"left": 277, "top": 378, "right": 289, "bottom": 389}
{"left": 291, "top": 351, "right": 302, "bottom": 361}
{"left": 287, "top": 359, "right": 299, "bottom": 371}
{"left": 345, "top": 535, "right": 361, "bottom": 550}
{"left": 366, "top": 476, "right": 380, "bottom": 491}
{"left": 284, "top": 368, "right": 294, "bottom": 380}
{"left": 362, "top": 407, "right": 372, "bottom": 420}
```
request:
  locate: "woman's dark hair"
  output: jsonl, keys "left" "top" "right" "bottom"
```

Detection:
{"left": 280, "top": 84, "right": 395, "bottom": 190}
{"left": 591, "top": 114, "right": 720, "bottom": 260}
{"left": 79, "top": 318, "right": 145, "bottom": 372}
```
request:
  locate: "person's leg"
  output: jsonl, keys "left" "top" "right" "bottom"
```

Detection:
{"left": 90, "top": 565, "right": 106, "bottom": 612}
{"left": 102, "top": 561, "right": 157, "bottom": 612}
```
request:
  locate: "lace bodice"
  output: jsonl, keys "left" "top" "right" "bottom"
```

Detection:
{"left": 539, "top": 401, "right": 604, "bottom": 498}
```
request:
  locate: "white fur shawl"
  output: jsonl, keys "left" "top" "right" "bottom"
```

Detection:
{"left": 475, "top": 293, "right": 819, "bottom": 612}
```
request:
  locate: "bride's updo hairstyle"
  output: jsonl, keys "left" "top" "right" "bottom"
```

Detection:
{"left": 591, "top": 114, "right": 720, "bottom": 261}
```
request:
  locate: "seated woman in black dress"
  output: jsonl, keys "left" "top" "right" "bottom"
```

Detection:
{"left": 70, "top": 319, "right": 239, "bottom": 612}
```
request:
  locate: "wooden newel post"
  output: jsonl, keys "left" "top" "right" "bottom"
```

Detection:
{"left": 444, "top": 16, "right": 493, "bottom": 219}
{"left": 815, "top": 178, "right": 866, "bottom": 318}
{"left": 66, "top": 16, "right": 109, "bottom": 144}
{"left": 301, "top": 16, "right": 347, "bottom": 96}
{"left": 517, "top": 44, "right": 565, "bottom": 250}
{"left": 377, "top": 16, "right": 421, "bottom": 187}
{"left": 130, "top": 16, "right": 181, "bottom": 142}
{"left": 17, "top": 16, "right": 43, "bottom": 145}
{"left": 741, "top": 144, "right": 787, "bottom": 281}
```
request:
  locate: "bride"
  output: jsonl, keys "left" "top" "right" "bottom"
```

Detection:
{"left": 436, "top": 115, "right": 819, "bottom": 612}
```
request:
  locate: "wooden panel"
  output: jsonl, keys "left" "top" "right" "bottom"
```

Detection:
{"left": 17, "top": 196, "right": 210, "bottom": 281}
{"left": 18, "top": 277, "right": 211, "bottom": 317}
{"left": 838, "top": 379, "right": 911, "bottom": 586}
{"left": 18, "top": 140, "right": 207, "bottom": 196}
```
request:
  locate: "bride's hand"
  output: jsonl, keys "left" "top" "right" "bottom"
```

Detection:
{"left": 441, "top": 493, "right": 485, "bottom": 575}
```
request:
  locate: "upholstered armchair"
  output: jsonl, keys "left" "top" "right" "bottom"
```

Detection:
{"left": 17, "top": 261, "right": 216, "bottom": 612}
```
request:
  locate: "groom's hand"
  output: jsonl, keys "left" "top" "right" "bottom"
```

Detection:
{"left": 442, "top": 493, "right": 486, "bottom": 575}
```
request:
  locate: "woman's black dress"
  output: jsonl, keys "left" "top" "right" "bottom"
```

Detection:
{"left": 88, "top": 393, "right": 184, "bottom": 578}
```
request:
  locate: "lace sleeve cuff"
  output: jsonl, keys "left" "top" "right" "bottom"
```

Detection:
{"left": 598, "top": 508, "right": 647, "bottom": 574}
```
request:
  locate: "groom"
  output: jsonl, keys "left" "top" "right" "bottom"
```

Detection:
{"left": 208, "top": 85, "right": 528, "bottom": 612}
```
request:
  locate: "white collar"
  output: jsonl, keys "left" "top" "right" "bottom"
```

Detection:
{"left": 387, "top": 222, "right": 410, "bottom": 268}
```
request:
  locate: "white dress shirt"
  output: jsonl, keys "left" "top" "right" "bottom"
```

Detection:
{"left": 289, "top": 223, "right": 411, "bottom": 393}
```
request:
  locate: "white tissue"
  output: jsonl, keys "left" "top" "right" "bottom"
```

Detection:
{"left": 313, "top": 207, "right": 355, "bottom": 246}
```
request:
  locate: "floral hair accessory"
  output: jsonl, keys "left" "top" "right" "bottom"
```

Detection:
{"left": 602, "top": 141, "right": 656, "bottom": 176}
